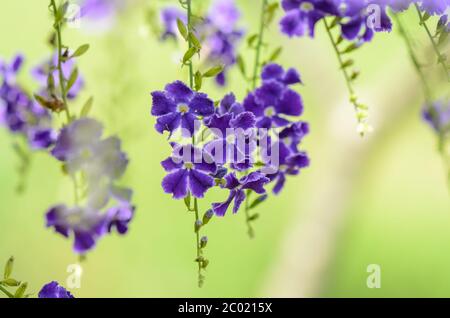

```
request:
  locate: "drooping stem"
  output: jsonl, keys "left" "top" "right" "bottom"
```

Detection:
{"left": 50, "top": 0, "right": 71, "bottom": 123}
{"left": 393, "top": 13, "right": 432, "bottom": 102}
{"left": 0, "top": 285, "right": 14, "bottom": 298}
{"left": 252, "top": 0, "right": 268, "bottom": 90}
{"left": 323, "top": 19, "right": 355, "bottom": 98}
{"left": 323, "top": 18, "right": 369, "bottom": 136}
{"left": 414, "top": 3, "right": 450, "bottom": 82}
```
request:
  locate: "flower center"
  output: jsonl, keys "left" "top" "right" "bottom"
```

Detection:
{"left": 300, "top": 2, "right": 314, "bottom": 12}
{"left": 264, "top": 106, "right": 275, "bottom": 117}
{"left": 177, "top": 103, "right": 189, "bottom": 114}
{"left": 184, "top": 162, "right": 194, "bottom": 170}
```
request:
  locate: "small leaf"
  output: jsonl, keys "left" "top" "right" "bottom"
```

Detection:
{"left": 80, "top": 97, "right": 94, "bottom": 117}
{"left": 2, "top": 278, "right": 20, "bottom": 287}
{"left": 183, "top": 47, "right": 197, "bottom": 64}
{"left": 203, "top": 65, "right": 224, "bottom": 78}
{"left": 249, "top": 194, "right": 268, "bottom": 210}
{"left": 71, "top": 44, "right": 90, "bottom": 58}
{"left": 268, "top": 46, "right": 282, "bottom": 62}
{"left": 236, "top": 55, "right": 246, "bottom": 77}
{"left": 14, "top": 282, "right": 27, "bottom": 298}
{"left": 341, "top": 59, "right": 354, "bottom": 69}
{"left": 189, "top": 32, "right": 201, "bottom": 49}
{"left": 184, "top": 195, "right": 191, "bottom": 211}
{"left": 247, "top": 34, "right": 258, "bottom": 47}
{"left": 341, "top": 43, "right": 359, "bottom": 54}
{"left": 177, "top": 19, "right": 188, "bottom": 40}
{"left": 66, "top": 67, "right": 78, "bottom": 92}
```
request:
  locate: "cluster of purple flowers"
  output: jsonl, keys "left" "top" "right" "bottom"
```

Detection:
{"left": 279, "top": 0, "right": 393, "bottom": 42}
{"left": 160, "top": 0, "right": 244, "bottom": 86}
{"left": 151, "top": 63, "right": 310, "bottom": 217}
{"left": 0, "top": 54, "right": 55, "bottom": 149}
{"left": 46, "top": 118, "right": 134, "bottom": 254}
{"left": 281, "top": 0, "right": 450, "bottom": 40}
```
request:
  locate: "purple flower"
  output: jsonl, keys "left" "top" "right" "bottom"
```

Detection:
{"left": 263, "top": 139, "right": 310, "bottom": 194}
{"left": 151, "top": 81, "right": 215, "bottom": 136}
{"left": 32, "top": 53, "right": 84, "bottom": 100}
{"left": 79, "top": 0, "right": 125, "bottom": 31}
{"left": 160, "top": 7, "right": 187, "bottom": 40}
{"left": 280, "top": 0, "right": 339, "bottom": 37}
{"left": 244, "top": 65, "right": 304, "bottom": 129}
{"left": 161, "top": 144, "right": 217, "bottom": 199}
{"left": 38, "top": 282, "right": 74, "bottom": 298}
{"left": 338, "top": 0, "right": 392, "bottom": 42}
{"left": 46, "top": 205, "right": 106, "bottom": 253}
{"left": 420, "top": 0, "right": 450, "bottom": 16}
{"left": 208, "top": 0, "right": 241, "bottom": 34}
{"left": 51, "top": 118, "right": 128, "bottom": 182}
{"left": 422, "top": 100, "right": 450, "bottom": 134}
{"left": 212, "top": 172, "right": 269, "bottom": 216}
{"left": 46, "top": 192, "right": 134, "bottom": 254}
{"left": 0, "top": 54, "right": 55, "bottom": 149}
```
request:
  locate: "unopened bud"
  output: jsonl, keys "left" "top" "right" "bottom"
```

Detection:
{"left": 194, "top": 220, "right": 203, "bottom": 232}
{"left": 4, "top": 257, "right": 14, "bottom": 279}
{"left": 200, "top": 236, "right": 208, "bottom": 248}
{"left": 202, "top": 209, "right": 214, "bottom": 225}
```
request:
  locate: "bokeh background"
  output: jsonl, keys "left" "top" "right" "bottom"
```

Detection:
{"left": 0, "top": 0, "right": 449, "bottom": 298}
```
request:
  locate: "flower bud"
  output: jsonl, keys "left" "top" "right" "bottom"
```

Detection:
{"left": 200, "top": 236, "right": 208, "bottom": 248}
{"left": 202, "top": 209, "right": 214, "bottom": 225}
{"left": 4, "top": 256, "right": 14, "bottom": 279}
{"left": 194, "top": 220, "right": 203, "bottom": 232}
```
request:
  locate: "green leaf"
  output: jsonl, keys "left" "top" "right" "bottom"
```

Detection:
{"left": 14, "top": 282, "right": 27, "bottom": 298}
{"left": 249, "top": 195, "right": 268, "bottom": 210}
{"left": 66, "top": 67, "right": 79, "bottom": 92}
{"left": 71, "top": 44, "right": 90, "bottom": 58}
{"left": 183, "top": 47, "right": 197, "bottom": 64}
{"left": 341, "top": 43, "right": 359, "bottom": 54}
{"left": 203, "top": 65, "right": 224, "bottom": 78}
{"left": 4, "top": 257, "right": 14, "bottom": 279}
{"left": 2, "top": 278, "right": 20, "bottom": 287}
{"left": 247, "top": 34, "right": 258, "bottom": 47}
{"left": 236, "top": 55, "right": 246, "bottom": 77}
{"left": 268, "top": 46, "right": 283, "bottom": 62}
{"left": 194, "top": 71, "right": 203, "bottom": 91}
{"left": 80, "top": 97, "right": 94, "bottom": 117}
{"left": 189, "top": 32, "right": 201, "bottom": 49}
{"left": 184, "top": 195, "right": 191, "bottom": 211}
{"left": 177, "top": 19, "right": 188, "bottom": 40}
{"left": 341, "top": 59, "right": 354, "bottom": 69}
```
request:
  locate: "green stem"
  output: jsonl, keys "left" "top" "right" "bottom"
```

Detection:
{"left": 414, "top": 3, "right": 450, "bottom": 82}
{"left": 50, "top": 0, "right": 80, "bottom": 205}
{"left": 244, "top": 190, "right": 254, "bottom": 238}
{"left": 323, "top": 18, "right": 355, "bottom": 97}
{"left": 252, "top": 0, "right": 268, "bottom": 90}
{"left": 50, "top": 0, "right": 71, "bottom": 123}
{"left": 187, "top": 0, "right": 194, "bottom": 89}
{"left": 186, "top": 0, "right": 203, "bottom": 288}
{"left": 0, "top": 285, "right": 14, "bottom": 298}
{"left": 394, "top": 13, "right": 432, "bottom": 102}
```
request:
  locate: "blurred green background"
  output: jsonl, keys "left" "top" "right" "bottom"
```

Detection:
{"left": 0, "top": 0, "right": 449, "bottom": 298}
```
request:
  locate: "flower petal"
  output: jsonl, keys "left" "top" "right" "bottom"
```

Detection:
{"left": 165, "top": 80, "right": 193, "bottom": 103}
{"left": 155, "top": 112, "right": 181, "bottom": 134}
{"left": 151, "top": 91, "right": 176, "bottom": 116}
{"left": 188, "top": 169, "right": 214, "bottom": 198}
{"left": 189, "top": 93, "right": 215, "bottom": 116}
{"left": 162, "top": 169, "right": 189, "bottom": 199}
